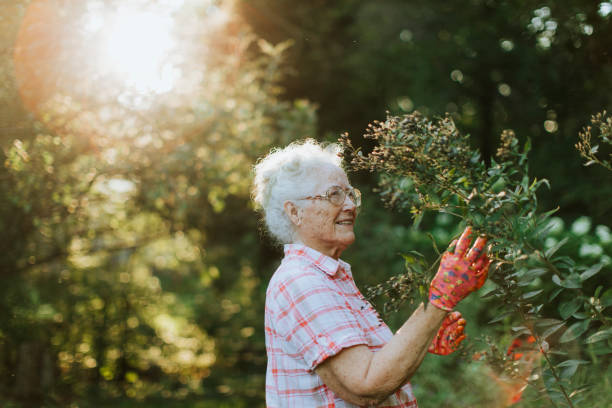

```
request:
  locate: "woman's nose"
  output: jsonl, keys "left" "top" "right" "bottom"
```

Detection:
{"left": 342, "top": 194, "right": 357, "bottom": 210}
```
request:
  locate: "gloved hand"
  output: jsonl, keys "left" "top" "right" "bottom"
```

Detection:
{"left": 428, "top": 311, "right": 467, "bottom": 355}
{"left": 429, "top": 226, "right": 490, "bottom": 311}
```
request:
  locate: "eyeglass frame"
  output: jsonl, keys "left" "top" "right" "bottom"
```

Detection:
{"left": 296, "top": 185, "right": 362, "bottom": 208}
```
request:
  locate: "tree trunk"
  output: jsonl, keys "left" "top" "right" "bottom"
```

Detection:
{"left": 14, "top": 341, "right": 55, "bottom": 401}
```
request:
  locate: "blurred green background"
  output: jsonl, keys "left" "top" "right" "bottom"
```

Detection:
{"left": 1, "top": 0, "right": 610, "bottom": 407}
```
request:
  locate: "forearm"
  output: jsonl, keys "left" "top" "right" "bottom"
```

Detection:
{"left": 317, "top": 227, "right": 488, "bottom": 404}
{"left": 317, "top": 302, "right": 447, "bottom": 404}
{"left": 362, "top": 303, "right": 447, "bottom": 399}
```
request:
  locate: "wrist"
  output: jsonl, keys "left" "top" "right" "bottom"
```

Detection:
{"left": 425, "top": 300, "right": 451, "bottom": 316}
{"left": 428, "top": 286, "right": 456, "bottom": 311}
{"left": 428, "top": 300, "right": 452, "bottom": 313}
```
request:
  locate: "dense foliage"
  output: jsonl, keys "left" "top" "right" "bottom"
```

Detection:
{"left": 341, "top": 112, "right": 611, "bottom": 407}
{"left": 1, "top": 1, "right": 312, "bottom": 406}
{"left": 241, "top": 0, "right": 612, "bottom": 221}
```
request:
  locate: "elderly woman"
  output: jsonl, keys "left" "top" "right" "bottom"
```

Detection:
{"left": 253, "top": 139, "right": 489, "bottom": 407}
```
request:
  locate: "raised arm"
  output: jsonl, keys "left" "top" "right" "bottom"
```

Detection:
{"left": 316, "top": 227, "right": 489, "bottom": 405}
{"left": 316, "top": 302, "right": 446, "bottom": 405}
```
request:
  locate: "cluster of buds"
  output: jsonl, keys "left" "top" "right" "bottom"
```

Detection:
{"left": 576, "top": 110, "right": 612, "bottom": 171}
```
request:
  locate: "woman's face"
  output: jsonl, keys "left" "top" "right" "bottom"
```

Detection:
{"left": 291, "top": 165, "right": 358, "bottom": 259}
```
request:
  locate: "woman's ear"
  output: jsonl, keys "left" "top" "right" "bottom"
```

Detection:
{"left": 284, "top": 200, "right": 301, "bottom": 226}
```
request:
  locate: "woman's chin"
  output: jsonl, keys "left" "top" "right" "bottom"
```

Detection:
{"left": 337, "top": 232, "right": 355, "bottom": 248}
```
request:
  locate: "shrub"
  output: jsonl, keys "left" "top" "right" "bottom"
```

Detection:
{"left": 340, "top": 112, "right": 611, "bottom": 407}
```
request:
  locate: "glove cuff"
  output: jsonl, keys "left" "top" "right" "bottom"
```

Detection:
{"left": 428, "top": 286, "right": 455, "bottom": 311}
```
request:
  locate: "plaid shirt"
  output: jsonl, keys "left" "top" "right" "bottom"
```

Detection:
{"left": 265, "top": 244, "right": 418, "bottom": 408}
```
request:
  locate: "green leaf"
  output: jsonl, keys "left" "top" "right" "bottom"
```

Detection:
{"left": 585, "top": 329, "right": 612, "bottom": 344}
{"left": 521, "top": 289, "right": 543, "bottom": 300}
{"left": 518, "top": 268, "right": 547, "bottom": 285}
{"left": 529, "top": 304, "right": 543, "bottom": 314}
{"left": 418, "top": 284, "right": 427, "bottom": 300}
{"left": 407, "top": 250, "right": 426, "bottom": 258}
{"left": 400, "top": 252, "right": 427, "bottom": 272}
{"left": 412, "top": 211, "right": 424, "bottom": 228}
{"left": 556, "top": 359, "right": 589, "bottom": 368}
{"left": 594, "top": 285, "right": 603, "bottom": 298}
{"left": 552, "top": 274, "right": 563, "bottom": 286}
{"left": 535, "top": 318, "right": 563, "bottom": 328}
{"left": 541, "top": 322, "right": 565, "bottom": 339}
{"left": 559, "top": 298, "right": 582, "bottom": 320}
{"left": 523, "top": 138, "right": 531, "bottom": 154}
{"left": 526, "top": 267, "right": 548, "bottom": 278}
{"left": 547, "top": 389, "right": 567, "bottom": 405}
{"left": 556, "top": 274, "right": 582, "bottom": 289}
{"left": 545, "top": 237, "right": 568, "bottom": 258}
{"left": 572, "top": 312, "right": 589, "bottom": 320}
{"left": 580, "top": 263, "right": 603, "bottom": 281}
{"left": 488, "top": 310, "right": 513, "bottom": 324}
{"left": 560, "top": 321, "right": 589, "bottom": 343}
{"left": 549, "top": 287, "right": 564, "bottom": 301}
{"left": 558, "top": 359, "right": 589, "bottom": 379}
{"left": 554, "top": 256, "right": 576, "bottom": 270}
{"left": 538, "top": 206, "right": 560, "bottom": 222}
{"left": 481, "top": 287, "right": 501, "bottom": 299}
{"left": 601, "top": 288, "right": 612, "bottom": 307}
{"left": 591, "top": 345, "right": 612, "bottom": 355}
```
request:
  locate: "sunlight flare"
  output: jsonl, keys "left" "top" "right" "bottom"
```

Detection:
{"left": 90, "top": 5, "right": 180, "bottom": 94}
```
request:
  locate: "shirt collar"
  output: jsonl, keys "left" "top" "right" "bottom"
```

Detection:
{"left": 284, "top": 243, "right": 349, "bottom": 276}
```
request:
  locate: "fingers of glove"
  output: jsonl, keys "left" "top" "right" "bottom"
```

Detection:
{"left": 454, "top": 226, "right": 473, "bottom": 256}
{"left": 442, "top": 321, "right": 465, "bottom": 340}
{"left": 446, "top": 311, "right": 463, "bottom": 325}
{"left": 454, "top": 333, "right": 467, "bottom": 346}
{"left": 438, "top": 336, "right": 451, "bottom": 353}
{"left": 444, "top": 333, "right": 458, "bottom": 347}
{"left": 466, "top": 236, "right": 487, "bottom": 263}
{"left": 474, "top": 259, "right": 490, "bottom": 290}
{"left": 439, "top": 344, "right": 450, "bottom": 355}
{"left": 430, "top": 334, "right": 445, "bottom": 353}
{"left": 448, "top": 322, "right": 465, "bottom": 337}
{"left": 449, "top": 331, "right": 465, "bottom": 345}
{"left": 434, "top": 330, "right": 466, "bottom": 355}
{"left": 446, "top": 239, "right": 458, "bottom": 254}
{"left": 472, "top": 251, "right": 490, "bottom": 270}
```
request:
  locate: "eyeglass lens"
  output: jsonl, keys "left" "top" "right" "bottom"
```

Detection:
{"left": 329, "top": 186, "right": 360, "bottom": 206}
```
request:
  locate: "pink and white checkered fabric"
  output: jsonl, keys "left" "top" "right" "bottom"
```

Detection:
{"left": 265, "top": 244, "right": 418, "bottom": 407}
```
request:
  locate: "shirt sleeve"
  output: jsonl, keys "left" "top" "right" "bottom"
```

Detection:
{"left": 271, "top": 267, "right": 369, "bottom": 370}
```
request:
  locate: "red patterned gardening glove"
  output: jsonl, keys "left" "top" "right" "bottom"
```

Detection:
{"left": 428, "top": 311, "right": 467, "bottom": 355}
{"left": 429, "top": 226, "right": 490, "bottom": 312}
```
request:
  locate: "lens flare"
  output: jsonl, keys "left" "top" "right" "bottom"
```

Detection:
{"left": 96, "top": 5, "right": 180, "bottom": 94}
{"left": 13, "top": 0, "right": 230, "bottom": 139}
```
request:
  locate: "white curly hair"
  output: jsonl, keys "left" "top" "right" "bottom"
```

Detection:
{"left": 252, "top": 139, "right": 344, "bottom": 244}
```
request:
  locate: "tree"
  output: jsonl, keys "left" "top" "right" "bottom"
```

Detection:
{"left": 1, "top": 0, "right": 314, "bottom": 404}
{"left": 240, "top": 0, "right": 612, "bottom": 221}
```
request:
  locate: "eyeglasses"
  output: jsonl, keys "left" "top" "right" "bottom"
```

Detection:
{"left": 299, "top": 185, "right": 361, "bottom": 208}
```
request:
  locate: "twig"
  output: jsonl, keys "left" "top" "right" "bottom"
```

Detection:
{"left": 517, "top": 306, "right": 574, "bottom": 408}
